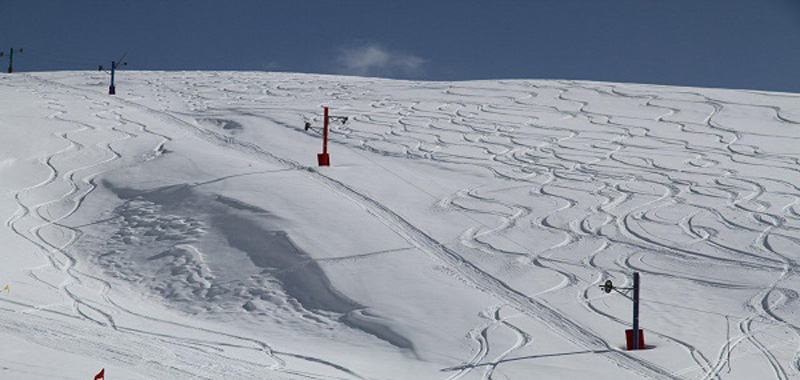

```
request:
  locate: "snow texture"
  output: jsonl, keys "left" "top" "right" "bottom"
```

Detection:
{"left": 0, "top": 71, "right": 799, "bottom": 379}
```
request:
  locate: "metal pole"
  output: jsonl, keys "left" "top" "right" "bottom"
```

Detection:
{"left": 323, "top": 106, "right": 329, "bottom": 155}
{"left": 633, "top": 272, "right": 640, "bottom": 350}
{"left": 7, "top": 48, "right": 14, "bottom": 73}
{"left": 109, "top": 61, "right": 116, "bottom": 95}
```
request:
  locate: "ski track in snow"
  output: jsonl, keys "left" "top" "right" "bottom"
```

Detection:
{"left": 3, "top": 76, "right": 363, "bottom": 380}
{"left": 3, "top": 72, "right": 800, "bottom": 379}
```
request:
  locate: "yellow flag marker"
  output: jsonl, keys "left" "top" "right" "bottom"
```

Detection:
{"left": 2, "top": 285, "right": 9, "bottom": 293}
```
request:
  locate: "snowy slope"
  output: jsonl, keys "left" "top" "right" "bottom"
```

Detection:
{"left": 1, "top": 71, "right": 799, "bottom": 380}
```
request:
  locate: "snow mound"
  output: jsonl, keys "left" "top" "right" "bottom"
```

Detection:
{"left": 0, "top": 71, "right": 798, "bottom": 379}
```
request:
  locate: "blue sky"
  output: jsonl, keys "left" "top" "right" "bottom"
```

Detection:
{"left": 3, "top": 0, "right": 800, "bottom": 92}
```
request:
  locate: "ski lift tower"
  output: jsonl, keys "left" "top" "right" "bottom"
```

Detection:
{"left": 1, "top": 47, "right": 23, "bottom": 73}
{"left": 99, "top": 52, "right": 128, "bottom": 95}
{"left": 600, "top": 272, "right": 644, "bottom": 350}
{"left": 305, "top": 106, "right": 347, "bottom": 166}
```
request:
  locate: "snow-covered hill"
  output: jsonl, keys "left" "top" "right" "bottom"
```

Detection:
{"left": 1, "top": 71, "right": 799, "bottom": 379}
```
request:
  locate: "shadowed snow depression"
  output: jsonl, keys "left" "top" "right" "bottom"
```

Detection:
{"left": 0, "top": 71, "right": 799, "bottom": 379}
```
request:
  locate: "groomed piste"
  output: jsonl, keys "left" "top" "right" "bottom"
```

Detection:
{"left": 1, "top": 71, "right": 799, "bottom": 379}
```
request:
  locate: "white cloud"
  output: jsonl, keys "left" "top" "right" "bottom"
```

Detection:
{"left": 334, "top": 43, "right": 425, "bottom": 78}
{"left": 260, "top": 61, "right": 280, "bottom": 71}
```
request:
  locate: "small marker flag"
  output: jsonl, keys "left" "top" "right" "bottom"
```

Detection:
{"left": 93, "top": 368, "right": 104, "bottom": 380}
{"left": 2, "top": 285, "right": 8, "bottom": 293}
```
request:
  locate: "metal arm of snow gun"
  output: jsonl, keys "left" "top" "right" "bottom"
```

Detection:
{"left": 98, "top": 51, "right": 129, "bottom": 73}
{"left": 599, "top": 279, "right": 634, "bottom": 300}
{"left": 304, "top": 115, "right": 348, "bottom": 131}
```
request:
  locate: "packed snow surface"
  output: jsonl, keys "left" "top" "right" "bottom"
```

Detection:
{"left": 1, "top": 71, "right": 799, "bottom": 379}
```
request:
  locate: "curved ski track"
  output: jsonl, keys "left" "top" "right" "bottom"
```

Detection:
{"left": 4, "top": 76, "right": 365, "bottom": 380}
{"left": 14, "top": 73, "right": 800, "bottom": 380}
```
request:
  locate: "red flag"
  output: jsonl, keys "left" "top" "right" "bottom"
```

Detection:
{"left": 93, "top": 368, "right": 104, "bottom": 380}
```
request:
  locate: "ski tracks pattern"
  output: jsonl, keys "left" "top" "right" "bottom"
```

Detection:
{"left": 13, "top": 72, "right": 800, "bottom": 379}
